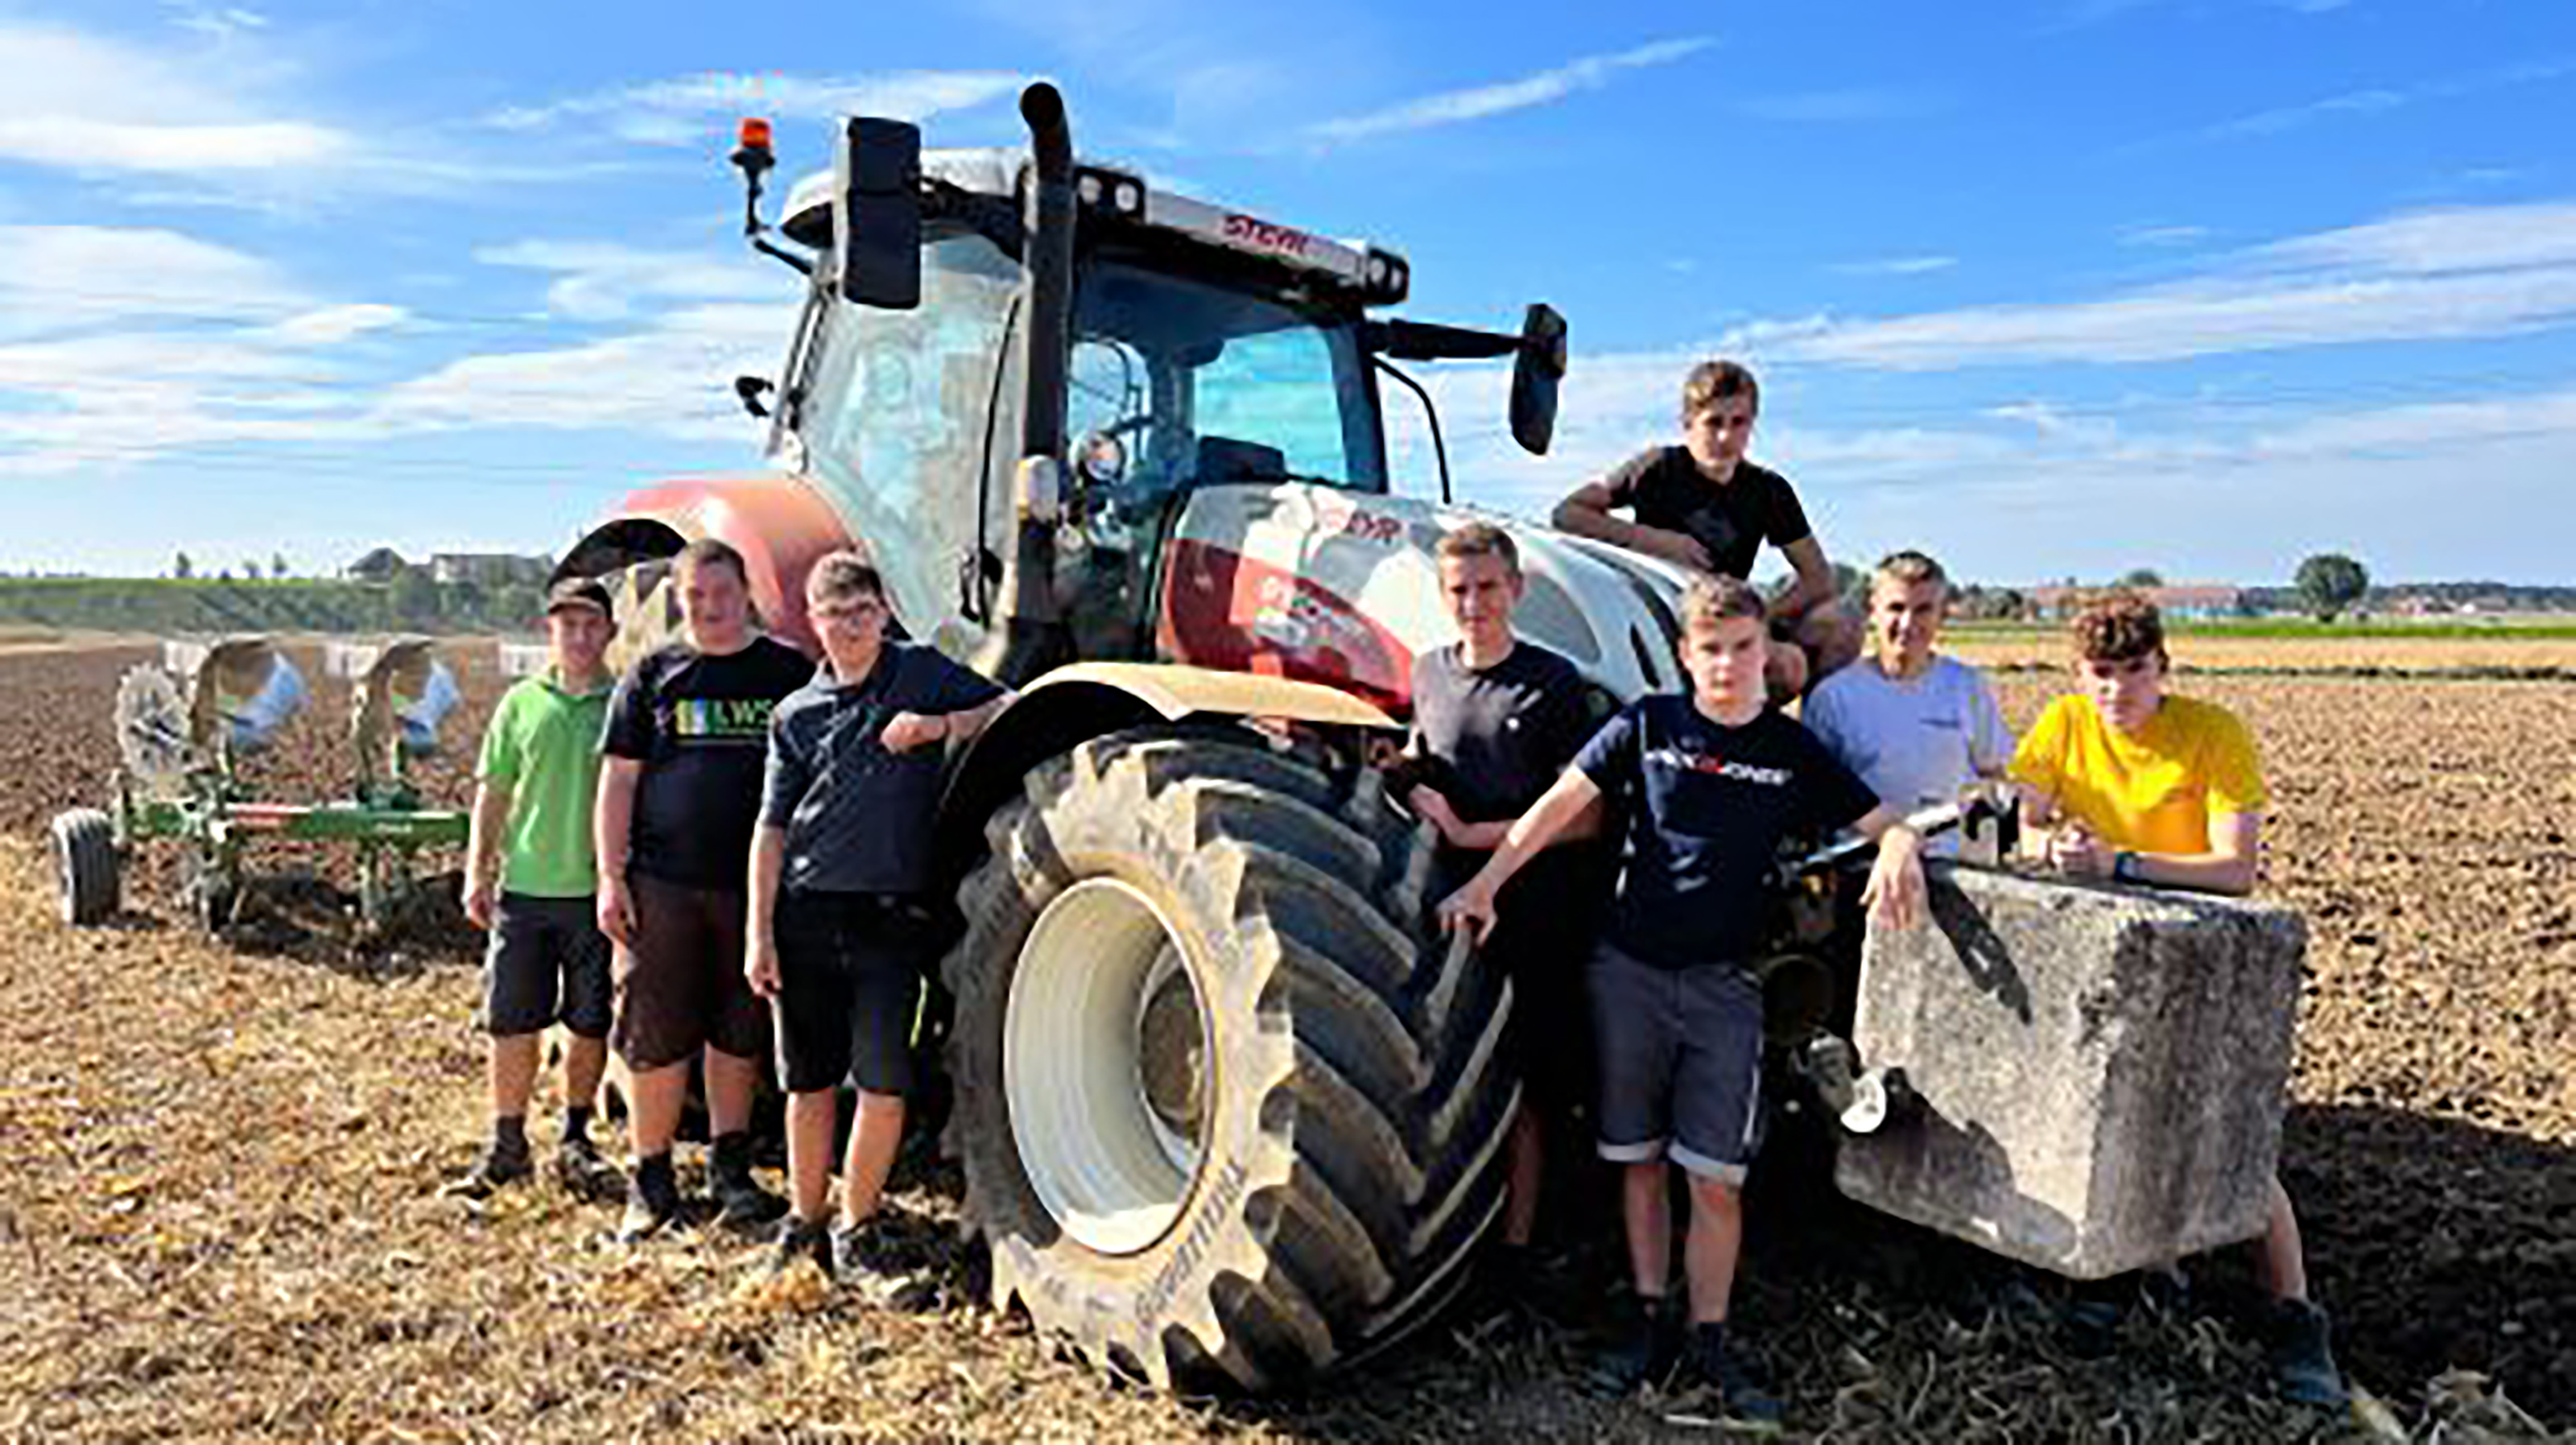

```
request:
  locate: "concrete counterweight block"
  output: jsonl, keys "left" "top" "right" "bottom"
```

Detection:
{"left": 1835, "top": 864, "right": 2307, "bottom": 1279}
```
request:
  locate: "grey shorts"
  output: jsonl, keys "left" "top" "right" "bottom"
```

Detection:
{"left": 483, "top": 893, "right": 613, "bottom": 1038}
{"left": 1587, "top": 939, "right": 1766, "bottom": 1183}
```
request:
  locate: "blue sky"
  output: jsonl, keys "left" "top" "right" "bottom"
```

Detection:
{"left": 3, "top": 0, "right": 2571, "bottom": 584}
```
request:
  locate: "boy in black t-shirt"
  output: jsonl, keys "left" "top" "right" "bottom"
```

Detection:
{"left": 1441, "top": 575, "right": 1926, "bottom": 1426}
{"left": 597, "top": 538, "right": 815, "bottom": 1243}
{"left": 745, "top": 552, "right": 1009, "bottom": 1290}
{"left": 1396, "top": 523, "right": 1607, "bottom": 1281}
{"left": 1552, "top": 359, "right": 1859, "bottom": 694}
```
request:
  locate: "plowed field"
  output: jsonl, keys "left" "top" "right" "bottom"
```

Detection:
{"left": 2, "top": 642, "right": 2569, "bottom": 1443}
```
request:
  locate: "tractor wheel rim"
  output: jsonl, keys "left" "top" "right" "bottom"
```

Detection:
{"left": 1003, "top": 877, "right": 1211, "bottom": 1256}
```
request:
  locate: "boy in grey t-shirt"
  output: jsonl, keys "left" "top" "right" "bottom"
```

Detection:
{"left": 1802, "top": 551, "right": 2011, "bottom": 848}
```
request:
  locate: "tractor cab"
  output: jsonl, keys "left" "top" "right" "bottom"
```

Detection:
{"left": 740, "top": 92, "right": 1565, "bottom": 680}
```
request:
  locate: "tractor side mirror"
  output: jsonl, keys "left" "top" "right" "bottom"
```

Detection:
{"left": 1509, "top": 302, "right": 1567, "bottom": 456}
{"left": 835, "top": 117, "right": 923, "bottom": 310}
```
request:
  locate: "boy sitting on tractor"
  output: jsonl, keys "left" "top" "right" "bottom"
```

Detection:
{"left": 1440, "top": 574, "right": 1927, "bottom": 1426}
{"left": 1552, "top": 359, "right": 1858, "bottom": 696}
{"left": 2011, "top": 591, "right": 2347, "bottom": 1407}
{"left": 745, "top": 552, "right": 1009, "bottom": 1292}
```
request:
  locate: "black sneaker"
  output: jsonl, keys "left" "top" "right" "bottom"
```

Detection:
{"left": 2266, "top": 1298, "right": 2349, "bottom": 1409}
{"left": 766, "top": 1216, "right": 834, "bottom": 1279}
{"left": 1584, "top": 1293, "right": 1682, "bottom": 1398}
{"left": 442, "top": 1137, "right": 533, "bottom": 1199}
{"left": 708, "top": 1133, "right": 787, "bottom": 1233}
{"left": 617, "top": 1155, "right": 683, "bottom": 1245}
{"left": 553, "top": 1133, "right": 623, "bottom": 1202}
{"left": 830, "top": 1221, "right": 936, "bottom": 1311}
{"left": 2062, "top": 1278, "right": 2129, "bottom": 1359}
{"left": 1670, "top": 1323, "right": 1785, "bottom": 1432}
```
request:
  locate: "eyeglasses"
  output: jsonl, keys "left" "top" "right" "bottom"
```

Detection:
{"left": 812, "top": 601, "right": 887, "bottom": 624}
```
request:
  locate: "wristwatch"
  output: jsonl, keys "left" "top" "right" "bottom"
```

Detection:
{"left": 2112, "top": 850, "right": 2145, "bottom": 884}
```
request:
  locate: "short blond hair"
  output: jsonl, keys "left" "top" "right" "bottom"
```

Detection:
{"left": 1681, "top": 359, "right": 1761, "bottom": 421}
{"left": 1678, "top": 572, "right": 1767, "bottom": 633}
{"left": 1434, "top": 522, "right": 1520, "bottom": 575}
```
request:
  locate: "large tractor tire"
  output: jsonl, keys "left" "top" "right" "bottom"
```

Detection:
{"left": 942, "top": 728, "right": 1518, "bottom": 1392}
{"left": 49, "top": 807, "right": 122, "bottom": 927}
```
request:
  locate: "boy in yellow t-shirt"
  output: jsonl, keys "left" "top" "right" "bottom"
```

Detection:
{"left": 2010, "top": 592, "right": 2343, "bottom": 1409}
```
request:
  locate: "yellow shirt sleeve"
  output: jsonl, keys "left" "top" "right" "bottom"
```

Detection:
{"left": 2008, "top": 696, "right": 2071, "bottom": 799}
{"left": 2195, "top": 704, "right": 2270, "bottom": 817}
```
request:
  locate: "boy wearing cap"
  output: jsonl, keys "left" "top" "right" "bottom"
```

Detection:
{"left": 451, "top": 576, "right": 621, "bottom": 1198}
{"left": 745, "top": 553, "right": 1009, "bottom": 1287}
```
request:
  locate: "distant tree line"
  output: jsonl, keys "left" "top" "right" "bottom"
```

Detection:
{"left": 0, "top": 575, "right": 551, "bottom": 634}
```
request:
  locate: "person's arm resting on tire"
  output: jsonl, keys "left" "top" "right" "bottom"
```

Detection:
{"left": 1435, "top": 767, "right": 1603, "bottom": 944}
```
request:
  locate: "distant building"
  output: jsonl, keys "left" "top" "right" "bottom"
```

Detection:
{"left": 345, "top": 547, "right": 410, "bottom": 584}
{"left": 2025, "top": 583, "right": 2245, "bottom": 621}
{"left": 428, "top": 552, "right": 553, "bottom": 588}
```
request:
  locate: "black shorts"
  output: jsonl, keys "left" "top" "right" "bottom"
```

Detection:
{"left": 1451, "top": 846, "right": 1612, "bottom": 1114}
{"left": 1587, "top": 939, "right": 1766, "bottom": 1183}
{"left": 483, "top": 893, "right": 612, "bottom": 1038}
{"left": 772, "top": 890, "right": 936, "bottom": 1097}
{"left": 612, "top": 874, "right": 771, "bottom": 1071}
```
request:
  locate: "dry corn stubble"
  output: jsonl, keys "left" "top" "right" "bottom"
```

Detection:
{"left": 1, "top": 643, "right": 2570, "bottom": 1442}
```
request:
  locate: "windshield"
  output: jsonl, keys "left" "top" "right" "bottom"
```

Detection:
{"left": 795, "top": 230, "right": 1020, "bottom": 634}
{"left": 1067, "top": 261, "right": 1385, "bottom": 524}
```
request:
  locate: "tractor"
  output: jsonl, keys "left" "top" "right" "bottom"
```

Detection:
{"left": 547, "top": 84, "right": 2308, "bottom": 1392}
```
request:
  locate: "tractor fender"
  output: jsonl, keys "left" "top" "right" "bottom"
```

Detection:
{"left": 935, "top": 662, "right": 1399, "bottom": 877}
{"left": 556, "top": 473, "right": 852, "bottom": 654}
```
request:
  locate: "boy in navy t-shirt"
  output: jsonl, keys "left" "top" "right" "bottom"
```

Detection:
{"left": 1441, "top": 574, "right": 1926, "bottom": 1425}
{"left": 745, "top": 552, "right": 1009, "bottom": 1293}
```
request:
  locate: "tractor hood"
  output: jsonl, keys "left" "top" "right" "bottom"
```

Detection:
{"left": 1157, "top": 482, "right": 1690, "bottom": 715}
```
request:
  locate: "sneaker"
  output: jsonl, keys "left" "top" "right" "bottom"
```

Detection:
{"left": 1670, "top": 1323, "right": 1784, "bottom": 1432}
{"left": 617, "top": 1156, "right": 683, "bottom": 1245}
{"left": 830, "top": 1221, "right": 936, "bottom": 1311}
{"left": 553, "top": 1133, "right": 623, "bottom": 1202}
{"left": 1584, "top": 1293, "right": 1682, "bottom": 1398}
{"left": 2062, "top": 1278, "right": 2129, "bottom": 1360}
{"left": 442, "top": 1137, "right": 533, "bottom": 1199}
{"left": 708, "top": 1133, "right": 787, "bottom": 1233}
{"left": 2266, "top": 1298, "right": 2349, "bottom": 1409}
{"left": 766, "top": 1216, "right": 834, "bottom": 1279}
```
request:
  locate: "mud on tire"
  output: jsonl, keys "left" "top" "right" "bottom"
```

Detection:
{"left": 942, "top": 728, "right": 1517, "bottom": 1390}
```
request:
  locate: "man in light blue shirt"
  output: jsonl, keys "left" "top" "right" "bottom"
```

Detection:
{"left": 1802, "top": 551, "right": 2012, "bottom": 850}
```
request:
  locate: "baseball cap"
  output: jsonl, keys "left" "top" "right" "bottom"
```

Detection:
{"left": 544, "top": 576, "right": 615, "bottom": 621}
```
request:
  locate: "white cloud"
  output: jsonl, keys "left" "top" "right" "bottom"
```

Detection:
{"left": 475, "top": 240, "right": 778, "bottom": 321}
{"left": 0, "top": 224, "right": 411, "bottom": 473}
{"left": 1307, "top": 37, "right": 1711, "bottom": 144}
{"left": 261, "top": 303, "right": 409, "bottom": 345}
{"left": 0, "top": 224, "right": 309, "bottom": 336}
{"left": 370, "top": 301, "right": 794, "bottom": 443}
{"left": 2116, "top": 223, "right": 2210, "bottom": 248}
{"left": 1713, "top": 198, "right": 2576, "bottom": 370}
{"left": 0, "top": 116, "right": 345, "bottom": 172}
{"left": 489, "top": 69, "right": 1028, "bottom": 147}
{"left": 0, "top": 18, "right": 353, "bottom": 177}
{"left": 1833, "top": 255, "right": 1959, "bottom": 277}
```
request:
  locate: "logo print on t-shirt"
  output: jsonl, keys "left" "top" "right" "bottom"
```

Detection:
{"left": 1645, "top": 745, "right": 1791, "bottom": 786}
{"left": 674, "top": 696, "right": 777, "bottom": 740}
